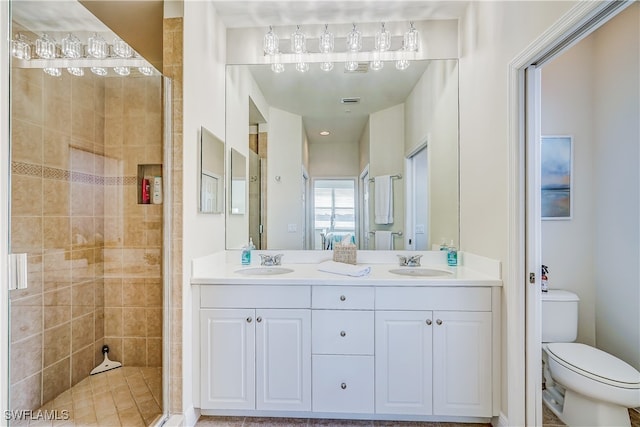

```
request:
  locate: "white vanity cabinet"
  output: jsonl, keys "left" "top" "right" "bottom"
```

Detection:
{"left": 200, "top": 286, "right": 312, "bottom": 412}
{"left": 375, "top": 287, "right": 493, "bottom": 417}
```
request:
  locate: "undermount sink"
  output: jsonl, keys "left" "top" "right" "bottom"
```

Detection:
{"left": 234, "top": 267, "right": 294, "bottom": 275}
{"left": 388, "top": 268, "right": 453, "bottom": 277}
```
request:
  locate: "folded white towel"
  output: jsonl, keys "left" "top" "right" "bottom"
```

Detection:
{"left": 374, "top": 230, "right": 393, "bottom": 250}
{"left": 317, "top": 260, "right": 371, "bottom": 277}
{"left": 374, "top": 175, "right": 394, "bottom": 224}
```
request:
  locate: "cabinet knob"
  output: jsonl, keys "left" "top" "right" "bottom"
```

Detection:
{"left": 436, "top": 319, "right": 443, "bottom": 325}
{"left": 340, "top": 331, "right": 346, "bottom": 337}
{"left": 256, "top": 316, "right": 262, "bottom": 323}
{"left": 340, "top": 295, "right": 346, "bottom": 301}
{"left": 426, "top": 319, "right": 432, "bottom": 325}
{"left": 340, "top": 382, "right": 347, "bottom": 390}
{"left": 246, "top": 317, "right": 252, "bottom": 323}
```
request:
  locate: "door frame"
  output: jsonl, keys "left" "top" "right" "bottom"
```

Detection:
{"left": 1, "top": 0, "right": 10, "bottom": 417}
{"left": 405, "top": 140, "right": 428, "bottom": 251}
{"left": 359, "top": 164, "right": 369, "bottom": 250}
{"left": 508, "top": 1, "right": 634, "bottom": 425}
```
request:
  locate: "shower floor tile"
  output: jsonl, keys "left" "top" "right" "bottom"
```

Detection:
{"left": 29, "top": 367, "right": 162, "bottom": 427}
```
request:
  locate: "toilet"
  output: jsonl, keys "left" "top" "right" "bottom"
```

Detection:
{"left": 542, "top": 290, "right": 640, "bottom": 426}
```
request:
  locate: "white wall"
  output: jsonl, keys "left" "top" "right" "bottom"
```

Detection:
{"left": 358, "top": 117, "right": 370, "bottom": 173}
{"left": 182, "top": 0, "right": 227, "bottom": 417}
{"left": 225, "top": 67, "right": 270, "bottom": 249}
{"left": 267, "top": 107, "right": 304, "bottom": 249}
{"left": 308, "top": 139, "right": 359, "bottom": 177}
{"left": 458, "top": 0, "right": 575, "bottom": 420}
{"left": 369, "top": 104, "right": 405, "bottom": 236}
{"left": 592, "top": 3, "right": 639, "bottom": 370}
{"left": 405, "top": 59, "right": 459, "bottom": 248}
{"left": 541, "top": 38, "right": 596, "bottom": 346}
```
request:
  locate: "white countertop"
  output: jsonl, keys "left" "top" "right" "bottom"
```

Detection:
{"left": 191, "top": 250, "right": 502, "bottom": 287}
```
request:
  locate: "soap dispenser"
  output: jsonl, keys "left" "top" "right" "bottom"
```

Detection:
{"left": 241, "top": 238, "right": 255, "bottom": 266}
{"left": 447, "top": 240, "right": 458, "bottom": 267}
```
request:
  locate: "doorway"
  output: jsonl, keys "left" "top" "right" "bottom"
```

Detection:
{"left": 312, "top": 178, "right": 357, "bottom": 250}
{"left": 406, "top": 143, "right": 429, "bottom": 250}
{"left": 517, "top": 2, "right": 636, "bottom": 425}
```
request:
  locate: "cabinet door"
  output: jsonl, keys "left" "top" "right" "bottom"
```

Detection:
{"left": 255, "top": 309, "right": 311, "bottom": 411}
{"left": 200, "top": 309, "right": 255, "bottom": 410}
{"left": 433, "top": 311, "right": 492, "bottom": 416}
{"left": 375, "top": 310, "right": 433, "bottom": 415}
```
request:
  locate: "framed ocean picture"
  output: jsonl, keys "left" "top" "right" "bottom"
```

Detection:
{"left": 541, "top": 135, "right": 573, "bottom": 220}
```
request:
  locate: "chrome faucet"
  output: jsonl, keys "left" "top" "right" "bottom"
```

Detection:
{"left": 397, "top": 254, "right": 422, "bottom": 267}
{"left": 259, "top": 254, "right": 283, "bottom": 266}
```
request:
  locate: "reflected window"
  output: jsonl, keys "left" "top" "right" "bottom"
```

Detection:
{"left": 313, "top": 179, "right": 356, "bottom": 249}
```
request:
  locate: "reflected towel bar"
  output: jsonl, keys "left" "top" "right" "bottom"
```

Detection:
{"left": 369, "top": 230, "right": 403, "bottom": 236}
{"left": 369, "top": 174, "right": 402, "bottom": 182}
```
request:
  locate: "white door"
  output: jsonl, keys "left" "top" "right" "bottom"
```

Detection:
{"left": 200, "top": 309, "right": 256, "bottom": 410}
{"left": 432, "top": 311, "right": 492, "bottom": 416}
{"left": 408, "top": 145, "right": 429, "bottom": 250}
{"left": 255, "top": 309, "right": 311, "bottom": 411}
{"left": 375, "top": 310, "right": 433, "bottom": 415}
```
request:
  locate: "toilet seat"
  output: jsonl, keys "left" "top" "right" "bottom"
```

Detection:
{"left": 546, "top": 343, "right": 640, "bottom": 389}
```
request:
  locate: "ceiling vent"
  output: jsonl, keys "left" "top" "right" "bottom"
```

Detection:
{"left": 344, "top": 62, "right": 369, "bottom": 73}
{"left": 341, "top": 97, "right": 361, "bottom": 104}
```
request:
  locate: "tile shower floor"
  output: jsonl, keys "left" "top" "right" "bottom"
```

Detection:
{"left": 23, "top": 367, "right": 162, "bottom": 427}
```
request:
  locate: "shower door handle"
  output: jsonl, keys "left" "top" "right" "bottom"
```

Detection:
{"left": 8, "top": 253, "right": 28, "bottom": 291}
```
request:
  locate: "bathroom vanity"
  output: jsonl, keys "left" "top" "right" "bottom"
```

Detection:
{"left": 191, "top": 251, "right": 502, "bottom": 423}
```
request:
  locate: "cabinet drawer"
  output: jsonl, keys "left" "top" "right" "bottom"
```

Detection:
{"left": 312, "top": 310, "right": 374, "bottom": 355}
{"left": 312, "top": 286, "right": 374, "bottom": 309}
{"left": 375, "top": 287, "right": 491, "bottom": 311}
{"left": 201, "top": 285, "right": 310, "bottom": 308}
{"left": 312, "top": 355, "right": 374, "bottom": 413}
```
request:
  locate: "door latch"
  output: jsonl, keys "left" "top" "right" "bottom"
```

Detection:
{"left": 529, "top": 272, "right": 535, "bottom": 284}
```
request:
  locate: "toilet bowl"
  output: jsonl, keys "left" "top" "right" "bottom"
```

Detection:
{"left": 541, "top": 290, "right": 640, "bottom": 426}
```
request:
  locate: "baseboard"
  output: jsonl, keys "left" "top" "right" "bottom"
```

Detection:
{"left": 183, "top": 406, "right": 199, "bottom": 427}
{"left": 492, "top": 412, "right": 509, "bottom": 427}
{"left": 164, "top": 414, "right": 185, "bottom": 427}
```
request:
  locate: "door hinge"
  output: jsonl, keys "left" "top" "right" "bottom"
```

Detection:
{"left": 9, "top": 253, "right": 28, "bottom": 291}
{"left": 529, "top": 272, "right": 535, "bottom": 284}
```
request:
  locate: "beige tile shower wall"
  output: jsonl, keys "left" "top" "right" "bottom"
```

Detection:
{"left": 10, "top": 68, "right": 107, "bottom": 410}
{"left": 102, "top": 75, "right": 164, "bottom": 369}
{"left": 163, "top": 16, "right": 184, "bottom": 414}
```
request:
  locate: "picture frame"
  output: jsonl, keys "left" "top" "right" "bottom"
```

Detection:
{"left": 541, "top": 135, "right": 573, "bottom": 220}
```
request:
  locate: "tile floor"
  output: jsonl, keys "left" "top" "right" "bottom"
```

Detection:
{"left": 196, "top": 416, "right": 491, "bottom": 427}
{"left": 19, "top": 367, "right": 162, "bottom": 427}
{"left": 542, "top": 404, "right": 640, "bottom": 427}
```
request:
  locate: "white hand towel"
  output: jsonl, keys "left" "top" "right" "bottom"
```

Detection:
{"left": 374, "top": 230, "right": 393, "bottom": 250}
{"left": 374, "top": 175, "right": 393, "bottom": 224}
{"left": 317, "top": 260, "right": 371, "bottom": 277}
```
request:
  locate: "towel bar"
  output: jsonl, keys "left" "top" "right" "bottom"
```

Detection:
{"left": 369, "top": 230, "right": 403, "bottom": 236}
{"left": 368, "top": 174, "right": 402, "bottom": 182}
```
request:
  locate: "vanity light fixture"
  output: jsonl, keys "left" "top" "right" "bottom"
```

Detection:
{"left": 263, "top": 25, "right": 280, "bottom": 56}
{"left": 318, "top": 24, "right": 334, "bottom": 72}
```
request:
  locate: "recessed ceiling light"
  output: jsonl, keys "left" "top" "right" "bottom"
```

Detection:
{"left": 319, "top": 131, "right": 330, "bottom": 136}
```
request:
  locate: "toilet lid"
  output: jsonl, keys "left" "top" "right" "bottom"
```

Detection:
{"left": 546, "top": 343, "right": 640, "bottom": 388}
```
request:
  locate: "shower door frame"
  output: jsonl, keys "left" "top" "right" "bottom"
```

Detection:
{"left": 1, "top": 0, "right": 10, "bottom": 418}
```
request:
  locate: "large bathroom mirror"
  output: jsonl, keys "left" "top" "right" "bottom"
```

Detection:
{"left": 230, "top": 148, "right": 247, "bottom": 215}
{"left": 199, "top": 127, "right": 225, "bottom": 214}
{"left": 225, "top": 59, "right": 459, "bottom": 250}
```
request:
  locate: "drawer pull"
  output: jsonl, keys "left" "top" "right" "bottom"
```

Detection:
{"left": 256, "top": 316, "right": 262, "bottom": 323}
{"left": 339, "top": 295, "right": 346, "bottom": 301}
{"left": 436, "top": 319, "right": 443, "bottom": 325}
{"left": 246, "top": 317, "right": 252, "bottom": 323}
{"left": 426, "top": 319, "right": 432, "bottom": 325}
{"left": 340, "top": 330, "right": 346, "bottom": 337}
{"left": 340, "top": 382, "right": 347, "bottom": 390}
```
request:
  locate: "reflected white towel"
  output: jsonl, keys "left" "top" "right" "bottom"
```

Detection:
{"left": 317, "top": 260, "right": 371, "bottom": 277}
{"left": 374, "top": 175, "right": 394, "bottom": 224}
{"left": 374, "top": 230, "right": 393, "bottom": 250}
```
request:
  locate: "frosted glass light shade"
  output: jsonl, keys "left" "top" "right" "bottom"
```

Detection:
{"left": 36, "top": 34, "right": 57, "bottom": 59}
{"left": 263, "top": 26, "right": 279, "bottom": 55}
{"left": 404, "top": 22, "right": 419, "bottom": 52}
{"left": 319, "top": 24, "right": 334, "bottom": 54}
{"left": 61, "top": 33, "right": 82, "bottom": 59}
{"left": 291, "top": 26, "right": 306, "bottom": 54}
{"left": 346, "top": 24, "right": 362, "bottom": 52}
{"left": 375, "top": 23, "right": 390, "bottom": 52}
{"left": 113, "top": 37, "right": 133, "bottom": 58}
{"left": 11, "top": 34, "right": 31, "bottom": 60}
{"left": 88, "top": 33, "right": 108, "bottom": 59}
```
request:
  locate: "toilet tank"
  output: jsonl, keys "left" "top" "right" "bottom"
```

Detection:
{"left": 541, "top": 290, "right": 579, "bottom": 343}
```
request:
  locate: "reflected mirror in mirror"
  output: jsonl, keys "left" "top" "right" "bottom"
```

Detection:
{"left": 230, "top": 148, "right": 247, "bottom": 215}
{"left": 199, "top": 127, "right": 225, "bottom": 214}
{"left": 225, "top": 59, "right": 459, "bottom": 250}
